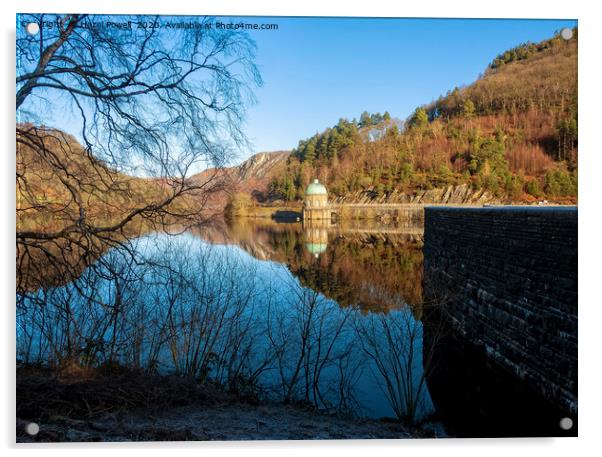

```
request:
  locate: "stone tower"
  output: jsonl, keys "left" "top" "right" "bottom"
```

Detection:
{"left": 302, "top": 179, "right": 329, "bottom": 221}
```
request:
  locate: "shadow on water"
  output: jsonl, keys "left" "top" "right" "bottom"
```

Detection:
{"left": 422, "top": 305, "right": 578, "bottom": 437}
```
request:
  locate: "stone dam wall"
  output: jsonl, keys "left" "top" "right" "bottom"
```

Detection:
{"left": 423, "top": 207, "right": 577, "bottom": 414}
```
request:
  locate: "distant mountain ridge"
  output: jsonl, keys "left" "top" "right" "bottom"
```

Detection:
{"left": 235, "top": 151, "right": 290, "bottom": 181}
{"left": 189, "top": 150, "right": 290, "bottom": 204}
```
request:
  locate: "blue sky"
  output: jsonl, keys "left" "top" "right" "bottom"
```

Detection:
{"left": 18, "top": 16, "right": 577, "bottom": 169}
{"left": 241, "top": 17, "right": 577, "bottom": 156}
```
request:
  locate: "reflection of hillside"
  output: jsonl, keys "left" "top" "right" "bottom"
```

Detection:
{"left": 21, "top": 215, "right": 425, "bottom": 316}
{"left": 222, "top": 218, "right": 424, "bottom": 313}
{"left": 19, "top": 214, "right": 221, "bottom": 293}
{"left": 18, "top": 218, "right": 158, "bottom": 293}
{"left": 20, "top": 216, "right": 277, "bottom": 293}
{"left": 193, "top": 218, "right": 301, "bottom": 261}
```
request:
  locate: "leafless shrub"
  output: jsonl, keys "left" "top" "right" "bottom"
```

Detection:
{"left": 264, "top": 270, "right": 360, "bottom": 414}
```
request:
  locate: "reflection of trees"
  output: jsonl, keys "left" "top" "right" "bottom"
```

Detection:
{"left": 17, "top": 14, "right": 260, "bottom": 300}
{"left": 300, "top": 234, "right": 424, "bottom": 313}
{"left": 225, "top": 218, "right": 424, "bottom": 313}
{"left": 354, "top": 299, "right": 448, "bottom": 423}
{"left": 265, "top": 278, "right": 360, "bottom": 413}
{"left": 18, "top": 232, "right": 436, "bottom": 423}
{"left": 18, "top": 238, "right": 271, "bottom": 385}
{"left": 17, "top": 237, "right": 361, "bottom": 415}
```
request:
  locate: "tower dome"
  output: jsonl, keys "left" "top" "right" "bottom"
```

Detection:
{"left": 305, "top": 179, "right": 327, "bottom": 196}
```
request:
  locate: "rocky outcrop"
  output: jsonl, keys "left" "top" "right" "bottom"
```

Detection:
{"left": 331, "top": 184, "right": 500, "bottom": 205}
{"left": 189, "top": 151, "right": 290, "bottom": 204}
{"left": 235, "top": 151, "right": 289, "bottom": 181}
{"left": 192, "top": 153, "right": 506, "bottom": 209}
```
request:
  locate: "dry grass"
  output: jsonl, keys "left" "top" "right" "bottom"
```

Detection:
{"left": 16, "top": 363, "right": 235, "bottom": 424}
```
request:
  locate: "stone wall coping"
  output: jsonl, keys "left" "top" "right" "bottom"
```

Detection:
{"left": 425, "top": 205, "right": 577, "bottom": 213}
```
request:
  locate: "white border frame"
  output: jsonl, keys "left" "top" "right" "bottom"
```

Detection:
{"left": 3, "top": 1, "right": 600, "bottom": 456}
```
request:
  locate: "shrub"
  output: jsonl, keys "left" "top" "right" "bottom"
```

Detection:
{"left": 504, "top": 174, "right": 523, "bottom": 199}
{"left": 225, "top": 192, "right": 253, "bottom": 219}
{"left": 545, "top": 170, "right": 577, "bottom": 196}
{"left": 482, "top": 172, "right": 501, "bottom": 195}
{"left": 525, "top": 179, "right": 542, "bottom": 198}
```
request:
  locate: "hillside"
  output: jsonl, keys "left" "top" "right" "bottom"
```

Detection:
{"left": 189, "top": 151, "right": 289, "bottom": 206}
{"left": 266, "top": 29, "right": 577, "bottom": 205}
{"left": 17, "top": 28, "right": 578, "bottom": 242}
{"left": 16, "top": 124, "right": 207, "bottom": 236}
{"left": 17, "top": 124, "right": 288, "bottom": 233}
{"left": 16, "top": 124, "right": 224, "bottom": 291}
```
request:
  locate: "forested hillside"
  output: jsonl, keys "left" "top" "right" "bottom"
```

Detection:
{"left": 16, "top": 124, "right": 202, "bottom": 236}
{"left": 16, "top": 124, "right": 212, "bottom": 291}
{"left": 270, "top": 29, "right": 577, "bottom": 203}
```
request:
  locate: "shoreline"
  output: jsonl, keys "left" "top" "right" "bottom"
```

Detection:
{"left": 16, "top": 364, "right": 444, "bottom": 442}
{"left": 232, "top": 202, "right": 578, "bottom": 223}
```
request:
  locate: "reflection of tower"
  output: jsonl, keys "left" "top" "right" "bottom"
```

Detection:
{"left": 303, "top": 218, "right": 329, "bottom": 258}
{"left": 302, "top": 179, "right": 330, "bottom": 221}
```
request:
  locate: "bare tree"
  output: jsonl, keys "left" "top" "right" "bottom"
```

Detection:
{"left": 16, "top": 14, "right": 261, "bottom": 296}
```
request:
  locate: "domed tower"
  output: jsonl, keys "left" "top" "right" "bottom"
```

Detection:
{"left": 302, "top": 179, "right": 329, "bottom": 221}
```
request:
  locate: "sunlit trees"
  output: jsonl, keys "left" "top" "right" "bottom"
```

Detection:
{"left": 270, "top": 30, "right": 577, "bottom": 204}
{"left": 487, "top": 30, "right": 569, "bottom": 70}
{"left": 557, "top": 115, "right": 578, "bottom": 161}
{"left": 409, "top": 107, "right": 429, "bottom": 130}
{"left": 359, "top": 111, "right": 371, "bottom": 127}
{"left": 225, "top": 192, "right": 254, "bottom": 219}
{"left": 461, "top": 99, "right": 476, "bottom": 119}
{"left": 544, "top": 169, "right": 578, "bottom": 196}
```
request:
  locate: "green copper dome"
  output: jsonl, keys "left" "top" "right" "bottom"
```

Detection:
{"left": 305, "top": 242, "right": 328, "bottom": 255}
{"left": 305, "top": 179, "right": 327, "bottom": 196}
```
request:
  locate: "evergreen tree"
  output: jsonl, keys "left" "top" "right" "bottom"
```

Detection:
{"left": 359, "top": 111, "right": 371, "bottom": 127}
{"left": 461, "top": 99, "right": 476, "bottom": 118}
{"left": 409, "top": 107, "right": 429, "bottom": 129}
{"left": 304, "top": 140, "right": 317, "bottom": 163}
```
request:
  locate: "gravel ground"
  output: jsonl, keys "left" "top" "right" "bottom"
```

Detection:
{"left": 16, "top": 365, "right": 446, "bottom": 442}
{"left": 17, "top": 402, "right": 445, "bottom": 442}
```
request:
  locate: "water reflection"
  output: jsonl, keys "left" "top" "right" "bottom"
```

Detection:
{"left": 17, "top": 218, "right": 434, "bottom": 422}
{"left": 303, "top": 219, "right": 330, "bottom": 258}
{"left": 221, "top": 217, "right": 424, "bottom": 313}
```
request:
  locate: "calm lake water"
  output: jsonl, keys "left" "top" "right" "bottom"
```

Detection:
{"left": 17, "top": 216, "right": 573, "bottom": 436}
{"left": 17, "top": 218, "right": 435, "bottom": 422}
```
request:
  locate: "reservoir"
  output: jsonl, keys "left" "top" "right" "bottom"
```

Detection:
{"left": 16, "top": 210, "right": 577, "bottom": 437}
